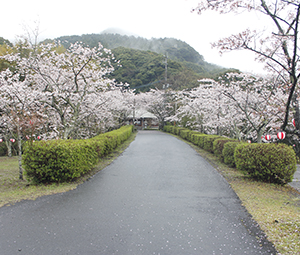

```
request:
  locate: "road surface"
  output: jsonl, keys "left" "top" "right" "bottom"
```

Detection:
{"left": 0, "top": 131, "right": 276, "bottom": 254}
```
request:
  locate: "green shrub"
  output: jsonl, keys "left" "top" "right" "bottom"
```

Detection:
{"left": 23, "top": 139, "right": 98, "bottom": 183}
{"left": 234, "top": 143, "right": 297, "bottom": 184}
{"left": 166, "top": 126, "right": 176, "bottom": 134}
{"left": 223, "top": 141, "right": 241, "bottom": 167}
{"left": 97, "top": 125, "right": 133, "bottom": 154}
{"left": 190, "top": 133, "right": 207, "bottom": 148}
{"left": 0, "top": 142, "right": 7, "bottom": 156}
{"left": 169, "top": 126, "right": 175, "bottom": 134}
{"left": 198, "top": 134, "right": 208, "bottom": 149}
{"left": 186, "top": 131, "right": 200, "bottom": 143}
{"left": 163, "top": 125, "right": 173, "bottom": 133}
{"left": 164, "top": 125, "right": 182, "bottom": 135}
{"left": 179, "top": 129, "right": 191, "bottom": 140}
{"left": 23, "top": 125, "right": 133, "bottom": 183}
{"left": 174, "top": 127, "right": 185, "bottom": 136}
{"left": 189, "top": 133, "right": 199, "bottom": 145}
{"left": 213, "top": 138, "right": 236, "bottom": 160}
{"left": 203, "top": 135, "right": 222, "bottom": 153}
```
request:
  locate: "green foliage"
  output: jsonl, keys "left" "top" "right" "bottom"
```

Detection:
{"left": 203, "top": 135, "right": 223, "bottom": 153}
{"left": 213, "top": 138, "right": 235, "bottom": 159}
{"left": 0, "top": 141, "right": 18, "bottom": 156}
{"left": 191, "top": 134, "right": 207, "bottom": 148}
{"left": 222, "top": 141, "right": 242, "bottom": 167}
{"left": 23, "top": 126, "right": 133, "bottom": 183}
{"left": 49, "top": 33, "right": 235, "bottom": 91}
{"left": 186, "top": 131, "right": 200, "bottom": 143}
{"left": 173, "top": 127, "right": 186, "bottom": 136}
{"left": 109, "top": 47, "right": 207, "bottom": 91}
{"left": 0, "top": 37, "right": 13, "bottom": 47}
{"left": 55, "top": 34, "right": 205, "bottom": 65}
{"left": 163, "top": 125, "right": 174, "bottom": 133}
{"left": 0, "top": 143, "right": 7, "bottom": 156}
{"left": 110, "top": 47, "right": 181, "bottom": 91}
{"left": 178, "top": 129, "right": 191, "bottom": 140}
{"left": 234, "top": 143, "right": 297, "bottom": 184}
{"left": 163, "top": 125, "right": 297, "bottom": 185}
{"left": 0, "top": 41, "right": 13, "bottom": 72}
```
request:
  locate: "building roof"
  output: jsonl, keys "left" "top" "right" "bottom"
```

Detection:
{"left": 127, "top": 109, "right": 157, "bottom": 119}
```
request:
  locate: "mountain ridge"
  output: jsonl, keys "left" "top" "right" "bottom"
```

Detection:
{"left": 54, "top": 33, "right": 223, "bottom": 70}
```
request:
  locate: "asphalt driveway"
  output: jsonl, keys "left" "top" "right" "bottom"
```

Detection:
{"left": 0, "top": 130, "right": 276, "bottom": 254}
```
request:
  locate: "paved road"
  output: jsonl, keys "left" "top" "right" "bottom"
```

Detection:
{"left": 290, "top": 165, "right": 300, "bottom": 192}
{"left": 0, "top": 131, "right": 276, "bottom": 254}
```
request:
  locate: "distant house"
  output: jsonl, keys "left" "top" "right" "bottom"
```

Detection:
{"left": 127, "top": 109, "right": 158, "bottom": 129}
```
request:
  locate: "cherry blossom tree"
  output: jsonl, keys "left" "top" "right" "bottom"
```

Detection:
{"left": 169, "top": 73, "right": 288, "bottom": 142}
{"left": 79, "top": 88, "right": 135, "bottom": 137}
{"left": 0, "top": 38, "right": 135, "bottom": 177}
{"left": 219, "top": 73, "right": 288, "bottom": 141}
{"left": 193, "top": 0, "right": 300, "bottom": 133}
{"left": 168, "top": 80, "right": 235, "bottom": 135}
{"left": 137, "top": 89, "right": 175, "bottom": 130}
{"left": 2, "top": 41, "right": 118, "bottom": 139}
{"left": 0, "top": 69, "right": 44, "bottom": 179}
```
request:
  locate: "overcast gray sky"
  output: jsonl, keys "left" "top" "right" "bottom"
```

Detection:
{"left": 1, "top": 0, "right": 269, "bottom": 74}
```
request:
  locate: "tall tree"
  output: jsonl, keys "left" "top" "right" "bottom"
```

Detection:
{"left": 2, "top": 41, "right": 117, "bottom": 139}
{"left": 169, "top": 73, "right": 287, "bottom": 141}
{"left": 193, "top": 0, "right": 300, "bottom": 133}
{"left": 0, "top": 69, "right": 43, "bottom": 179}
{"left": 137, "top": 89, "right": 174, "bottom": 130}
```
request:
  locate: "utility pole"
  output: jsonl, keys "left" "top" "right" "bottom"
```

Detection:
{"left": 133, "top": 99, "right": 136, "bottom": 126}
{"left": 165, "top": 53, "right": 168, "bottom": 84}
{"left": 163, "top": 53, "right": 168, "bottom": 89}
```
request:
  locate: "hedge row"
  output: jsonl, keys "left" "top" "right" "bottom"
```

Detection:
{"left": 235, "top": 143, "right": 296, "bottom": 184}
{"left": 23, "top": 125, "right": 133, "bottom": 183}
{"left": 163, "top": 125, "right": 297, "bottom": 184}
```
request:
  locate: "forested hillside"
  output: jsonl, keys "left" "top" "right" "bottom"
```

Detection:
{"left": 1, "top": 33, "right": 238, "bottom": 91}
{"left": 56, "top": 33, "right": 204, "bottom": 64}
{"left": 53, "top": 33, "right": 237, "bottom": 90}
{"left": 110, "top": 47, "right": 202, "bottom": 90}
{"left": 0, "top": 37, "right": 12, "bottom": 47}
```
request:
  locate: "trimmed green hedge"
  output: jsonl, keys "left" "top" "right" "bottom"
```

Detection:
{"left": 23, "top": 125, "right": 133, "bottom": 183}
{"left": 213, "top": 138, "right": 232, "bottom": 159}
{"left": 222, "top": 141, "right": 242, "bottom": 167}
{"left": 186, "top": 131, "right": 201, "bottom": 143}
{"left": 189, "top": 133, "right": 205, "bottom": 146}
{"left": 203, "top": 135, "right": 223, "bottom": 153}
{"left": 164, "top": 127, "right": 297, "bottom": 184}
{"left": 234, "top": 143, "right": 297, "bottom": 184}
{"left": 196, "top": 134, "right": 208, "bottom": 149}
{"left": 163, "top": 125, "right": 173, "bottom": 133}
{"left": 179, "top": 129, "right": 191, "bottom": 140}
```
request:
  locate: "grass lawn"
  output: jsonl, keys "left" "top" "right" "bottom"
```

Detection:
{"left": 0, "top": 155, "right": 78, "bottom": 207}
{"left": 0, "top": 131, "right": 299, "bottom": 254}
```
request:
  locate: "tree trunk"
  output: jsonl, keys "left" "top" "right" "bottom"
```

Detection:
{"left": 17, "top": 125, "right": 23, "bottom": 180}
{"left": 257, "top": 131, "right": 263, "bottom": 143}
{"left": 293, "top": 93, "right": 300, "bottom": 130}
{"left": 18, "top": 143, "right": 23, "bottom": 180}
{"left": 6, "top": 139, "right": 12, "bottom": 157}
